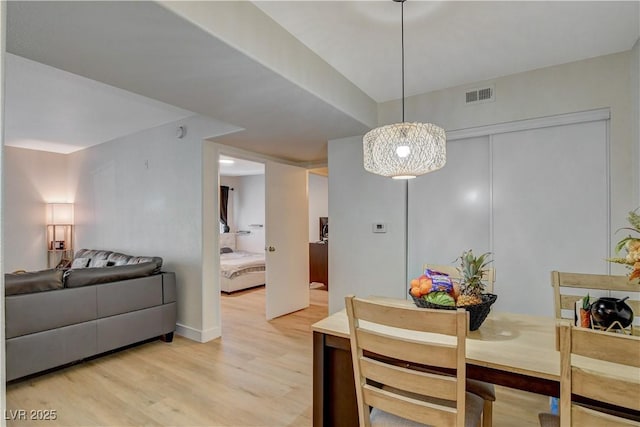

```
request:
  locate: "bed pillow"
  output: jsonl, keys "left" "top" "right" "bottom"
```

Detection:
{"left": 220, "top": 247, "right": 234, "bottom": 254}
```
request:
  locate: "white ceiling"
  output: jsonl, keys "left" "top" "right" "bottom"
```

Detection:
{"left": 5, "top": 53, "right": 193, "bottom": 154}
{"left": 5, "top": 1, "right": 370, "bottom": 163}
{"left": 256, "top": 1, "right": 640, "bottom": 103}
{"left": 4, "top": 1, "right": 639, "bottom": 162}
{"left": 219, "top": 156, "right": 265, "bottom": 177}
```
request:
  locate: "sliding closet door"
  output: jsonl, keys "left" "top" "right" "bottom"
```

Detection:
{"left": 492, "top": 120, "right": 608, "bottom": 316}
{"left": 408, "top": 136, "right": 491, "bottom": 281}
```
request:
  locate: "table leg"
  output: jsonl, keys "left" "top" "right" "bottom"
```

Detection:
{"left": 312, "top": 332, "right": 325, "bottom": 427}
{"left": 313, "top": 332, "right": 359, "bottom": 427}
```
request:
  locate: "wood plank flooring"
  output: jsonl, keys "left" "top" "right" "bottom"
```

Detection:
{"left": 6, "top": 286, "right": 550, "bottom": 426}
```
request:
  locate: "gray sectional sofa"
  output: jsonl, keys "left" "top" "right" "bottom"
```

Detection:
{"left": 5, "top": 249, "right": 177, "bottom": 381}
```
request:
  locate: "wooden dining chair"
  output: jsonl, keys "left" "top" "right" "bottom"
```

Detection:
{"left": 345, "top": 295, "right": 484, "bottom": 427}
{"left": 424, "top": 263, "right": 496, "bottom": 426}
{"left": 550, "top": 271, "right": 639, "bottom": 334}
{"left": 538, "top": 323, "right": 640, "bottom": 427}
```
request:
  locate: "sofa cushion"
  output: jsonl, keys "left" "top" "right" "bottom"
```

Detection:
{"left": 74, "top": 249, "right": 114, "bottom": 266}
{"left": 126, "top": 256, "right": 163, "bottom": 273}
{"left": 88, "top": 253, "right": 112, "bottom": 268}
{"left": 71, "top": 257, "right": 90, "bottom": 269}
{"left": 5, "top": 269, "right": 64, "bottom": 296}
{"left": 107, "top": 252, "right": 131, "bottom": 266}
{"left": 73, "top": 249, "right": 163, "bottom": 271}
{"left": 91, "top": 259, "right": 109, "bottom": 268}
{"left": 65, "top": 262, "right": 158, "bottom": 288}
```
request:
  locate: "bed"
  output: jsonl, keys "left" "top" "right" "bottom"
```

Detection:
{"left": 220, "top": 233, "right": 266, "bottom": 293}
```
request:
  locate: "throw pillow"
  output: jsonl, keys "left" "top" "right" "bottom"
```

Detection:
{"left": 71, "top": 257, "right": 90, "bottom": 269}
{"left": 91, "top": 259, "right": 109, "bottom": 268}
{"left": 108, "top": 252, "right": 131, "bottom": 266}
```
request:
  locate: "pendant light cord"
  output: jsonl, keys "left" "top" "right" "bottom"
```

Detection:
{"left": 401, "top": 0, "right": 405, "bottom": 123}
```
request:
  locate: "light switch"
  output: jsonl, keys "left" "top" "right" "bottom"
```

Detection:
{"left": 372, "top": 223, "right": 387, "bottom": 233}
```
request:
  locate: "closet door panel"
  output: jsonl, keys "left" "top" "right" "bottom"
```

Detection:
{"left": 492, "top": 121, "right": 608, "bottom": 316}
{"left": 408, "top": 136, "right": 491, "bottom": 281}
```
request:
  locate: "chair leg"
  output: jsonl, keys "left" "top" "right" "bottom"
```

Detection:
{"left": 482, "top": 400, "right": 493, "bottom": 427}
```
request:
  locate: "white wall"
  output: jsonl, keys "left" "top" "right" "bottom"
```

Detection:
{"left": 68, "top": 114, "right": 240, "bottom": 341}
{"left": 233, "top": 174, "right": 265, "bottom": 253}
{"left": 380, "top": 50, "right": 635, "bottom": 236}
{"left": 308, "top": 173, "right": 328, "bottom": 242}
{"left": 3, "top": 147, "right": 70, "bottom": 272}
{"left": 328, "top": 136, "right": 407, "bottom": 313}
{"left": 329, "top": 51, "right": 637, "bottom": 314}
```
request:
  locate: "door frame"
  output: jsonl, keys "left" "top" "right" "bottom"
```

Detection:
{"left": 204, "top": 141, "right": 312, "bottom": 337}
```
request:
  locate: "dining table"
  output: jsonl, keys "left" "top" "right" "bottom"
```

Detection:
{"left": 311, "top": 296, "right": 633, "bottom": 427}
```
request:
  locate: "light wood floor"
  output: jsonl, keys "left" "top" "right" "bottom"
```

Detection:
{"left": 6, "top": 286, "right": 549, "bottom": 426}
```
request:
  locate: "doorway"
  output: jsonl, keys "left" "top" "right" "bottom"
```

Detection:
{"left": 219, "top": 155, "right": 266, "bottom": 294}
{"left": 308, "top": 168, "right": 329, "bottom": 291}
{"left": 214, "top": 150, "right": 310, "bottom": 322}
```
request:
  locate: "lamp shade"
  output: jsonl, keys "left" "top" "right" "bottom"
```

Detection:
{"left": 363, "top": 122, "right": 446, "bottom": 179}
{"left": 46, "top": 203, "right": 74, "bottom": 225}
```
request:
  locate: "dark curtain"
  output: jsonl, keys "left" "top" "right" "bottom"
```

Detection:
{"left": 220, "top": 186, "right": 230, "bottom": 233}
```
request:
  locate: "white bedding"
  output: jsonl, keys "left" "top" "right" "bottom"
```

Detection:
{"left": 220, "top": 251, "right": 265, "bottom": 279}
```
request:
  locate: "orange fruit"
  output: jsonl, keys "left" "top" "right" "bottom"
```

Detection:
{"left": 410, "top": 287, "right": 421, "bottom": 298}
{"left": 419, "top": 282, "right": 431, "bottom": 295}
{"left": 410, "top": 279, "right": 420, "bottom": 288}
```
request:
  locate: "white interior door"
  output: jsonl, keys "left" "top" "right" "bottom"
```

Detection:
{"left": 265, "top": 161, "right": 309, "bottom": 319}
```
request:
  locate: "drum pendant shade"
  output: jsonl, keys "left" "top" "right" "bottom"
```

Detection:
{"left": 363, "top": 0, "right": 446, "bottom": 179}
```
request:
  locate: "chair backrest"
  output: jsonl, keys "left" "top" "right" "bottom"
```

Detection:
{"left": 345, "top": 295, "right": 468, "bottom": 427}
{"left": 558, "top": 323, "right": 640, "bottom": 426}
{"left": 550, "top": 271, "right": 639, "bottom": 330}
{"left": 424, "top": 263, "right": 495, "bottom": 293}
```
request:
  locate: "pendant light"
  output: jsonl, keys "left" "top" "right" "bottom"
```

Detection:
{"left": 363, "top": 0, "right": 446, "bottom": 179}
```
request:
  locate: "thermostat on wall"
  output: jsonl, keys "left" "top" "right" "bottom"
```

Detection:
{"left": 372, "top": 223, "right": 387, "bottom": 233}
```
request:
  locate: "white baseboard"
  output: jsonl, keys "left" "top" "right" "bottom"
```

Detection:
{"left": 175, "top": 323, "right": 221, "bottom": 343}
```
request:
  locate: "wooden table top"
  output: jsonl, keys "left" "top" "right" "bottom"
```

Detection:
{"left": 312, "top": 296, "right": 561, "bottom": 381}
{"left": 313, "top": 296, "right": 639, "bottom": 384}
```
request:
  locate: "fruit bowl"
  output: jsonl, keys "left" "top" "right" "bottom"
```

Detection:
{"left": 410, "top": 291, "right": 498, "bottom": 331}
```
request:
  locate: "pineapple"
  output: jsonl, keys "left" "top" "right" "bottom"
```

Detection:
{"left": 456, "top": 250, "right": 492, "bottom": 307}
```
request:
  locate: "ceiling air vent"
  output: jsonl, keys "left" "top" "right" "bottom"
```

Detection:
{"left": 466, "top": 91, "right": 478, "bottom": 103}
{"left": 465, "top": 85, "right": 495, "bottom": 105}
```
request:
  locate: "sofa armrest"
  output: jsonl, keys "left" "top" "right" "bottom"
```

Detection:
{"left": 5, "top": 269, "right": 64, "bottom": 296}
{"left": 162, "top": 272, "right": 177, "bottom": 304}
